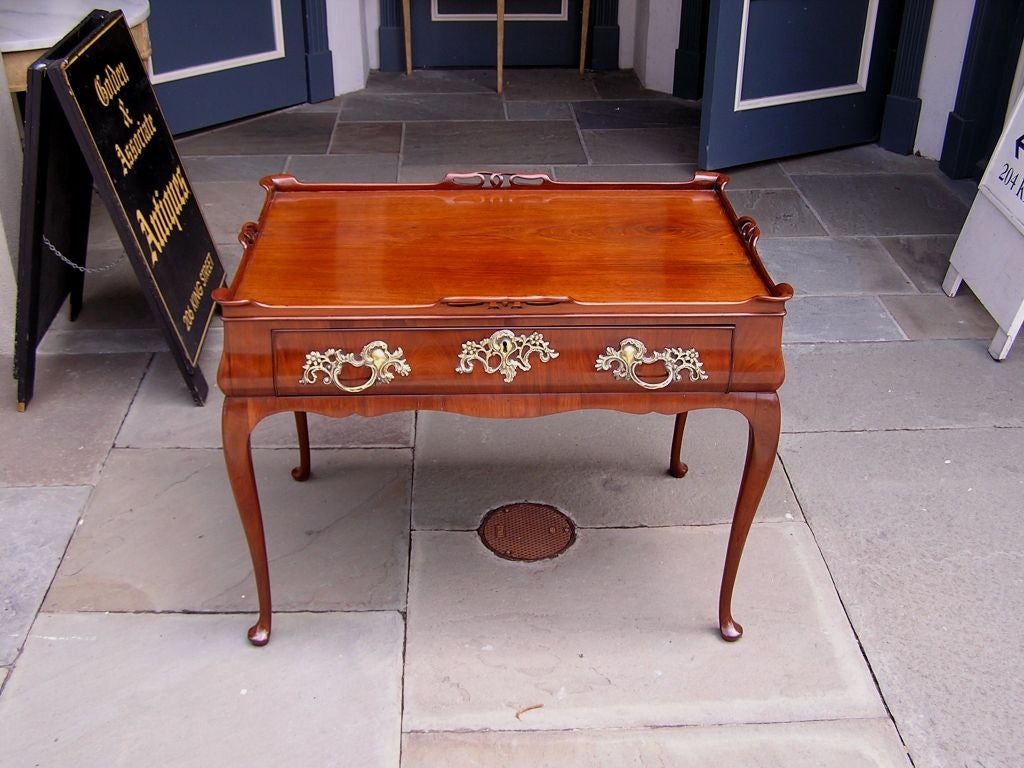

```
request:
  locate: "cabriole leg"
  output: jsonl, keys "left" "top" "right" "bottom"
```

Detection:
{"left": 719, "top": 393, "right": 781, "bottom": 641}
{"left": 668, "top": 411, "right": 689, "bottom": 477}
{"left": 222, "top": 398, "right": 273, "bottom": 646}
{"left": 292, "top": 411, "right": 311, "bottom": 481}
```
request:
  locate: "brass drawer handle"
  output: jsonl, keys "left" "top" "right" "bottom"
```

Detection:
{"left": 595, "top": 338, "right": 709, "bottom": 390}
{"left": 456, "top": 329, "right": 559, "bottom": 383}
{"left": 300, "top": 341, "right": 410, "bottom": 393}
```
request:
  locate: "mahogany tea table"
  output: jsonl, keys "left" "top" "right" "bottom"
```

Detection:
{"left": 212, "top": 172, "right": 793, "bottom": 646}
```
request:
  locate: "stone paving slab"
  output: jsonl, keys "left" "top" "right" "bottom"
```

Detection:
{"left": 757, "top": 236, "right": 915, "bottom": 295}
{"left": 403, "top": 120, "right": 587, "bottom": 165}
{"left": 47, "top": 251, "right": 154, "bottom": 331}
{"left": 877, "top": 235, "right": 958, "bottom": 294}
{"left": 338, "top": 93, "right": 504, "bottom": 122}
{"left": 285, "top": 153, "right": 399, "bottom": 183}
{"left": 413, "top": 410, "right": 799, "bottom": 529}
{"left": 0, "top": 611, "right": 404, "bottom": 768}
{"left": 500, "top": 69, "right": 600, "bottom": 100}
{"left": 880, "top": 294, "right": 997, "bottom": 340}
{"left": 723, "top": 162, "right": 792, "bottom": 190}
{"left": 403, "top": 523, "right": 882, "bottom": 731}
{"left": 38, "top": 328, "right": 167, "bottom": 355}
{"left": 87, "top": 194, "right": 121, "bottom": 248}
{"left": 590, "top": 70, "right": 670, "bottom": 100}
{"left": 182, "top": 155, "right": 288, "bottom": 183}
{"left": 551, "top": 163, "right": 697, "bottom": 181}
{"left": 191, "top": 181, "right": 267, "bottom": 243}
{"left": 402, "top": 718, "right": 911, "bottom": 767}
{"left": 0, "top": 486, "right": 90, "bottom": 665}
{"left": 779, "top": 145, "right": 937, "bottom": 175}
{"left": 780, "top": 428, "right": 1024, "bottom": 768}
{"left": 581, "top": 127, "right": 698, "bottom": 164}
{"left": 328, "top": 122, "right": 404, "bottom": 153}
{"left": 45, "top": 448, "right": 411, "bottom": 613}
{"left": 116, "top": 350, "right": 414, "bottom": 449}
{"left": 505, "top": 100, "right": 573, "bottom": 120}
{"left": 363, "top": 69, "right": 496, "bottom": 94}
{"left": 780, "top": 340, "right": 1024, "bottom": 433}
{"left": 790, "top": 174, "right": 968, "bottom": 236}
{"left": 784, "top": 296, "right": 906, "bottom": 343}
{"left": 398, "top": 164, "right": 555, "bottom": 183}
{"left": 176, "top": 112, "right": 337, "bottom": 155}
{"left": 724, "top": 189, "right": 826, "bottom": 237}
{"left": 0, "top": 354, "right": 149, "bottom": 486}
{"left": 571, "top": 99, "right": 700, "bottom": 129}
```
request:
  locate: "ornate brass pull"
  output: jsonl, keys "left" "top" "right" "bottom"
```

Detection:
{"left": 456, "top": 329, "right": 559, "bottom": 383}
{"left": 300, "top": 341, "right": 410, "bottom": 393}
{"left": 595, "top": 338, "right": 709, "bottom": 390}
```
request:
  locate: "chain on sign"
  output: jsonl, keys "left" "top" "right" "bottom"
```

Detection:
{"left": 42, "top": 235, "right": 126, "bottom": 274}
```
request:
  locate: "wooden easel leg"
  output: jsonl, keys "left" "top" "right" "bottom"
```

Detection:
{"left": 718, "top": 392, "right": 780, "bottom": 641}
{"left": 402, "top": 0, "right": 412, "bottom": 76}
{"left": 222, "top": 397, "right": 273, "bottom": 646}
{"left": 668, "top": 411, "right": 688, "bottom": 477}
{"left": 292, "top": 411, "right": 311, "bottom": 481}
{"left": 579, "top": 0, "right": 591, "bottom": 77}
{"left": 496, "top": 0, "right": 505, "bottom": 94}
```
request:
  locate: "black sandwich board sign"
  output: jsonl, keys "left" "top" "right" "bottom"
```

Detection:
{"left": 14, "top": 9, "right": 224, "bottom": 410}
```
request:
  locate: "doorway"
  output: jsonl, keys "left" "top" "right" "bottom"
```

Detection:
{"left": 379, "top": 0, "right": 620, "bottom": 71}
{"left": 410, "top": 0, "right": 583, "bottom": 68}
{"left": 940, "top": 0, "right": 1024, "bottom": 181}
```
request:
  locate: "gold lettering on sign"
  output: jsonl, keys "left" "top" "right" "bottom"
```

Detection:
{"left": 135, "top": 165, "right": 191, "bottom": 266}
{"left": 181, "top": 252, "right": 216, "bottom": 332}
{"left": 114, "top": 112, "right": 156, "bottom": 175}
{"left": 118, "top": 98, "right": 133, "bottom": 128}
{"left": 94, "top": 62, "right": 130, "bottom": 106}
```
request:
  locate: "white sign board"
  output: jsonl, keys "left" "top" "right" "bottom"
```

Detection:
{"left": 979, "top": 91, "right": 1024, "bottom": 235}
{"left": 946, "top": 90, "right": 1024, "bottom": 359}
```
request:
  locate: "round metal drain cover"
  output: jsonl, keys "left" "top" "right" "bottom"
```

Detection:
{"left": 478, "top": 503, "right": 576, "bottom": 561}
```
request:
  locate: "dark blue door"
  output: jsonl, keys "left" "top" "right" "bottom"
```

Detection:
{"left": 412, "top": 0, "right": 584, "bottom": 67}
{"left": 699, "top": 0, "right": 903, "bottom": 169}
{"left": 148, "top": 0, "right": 309, "bottom": 134}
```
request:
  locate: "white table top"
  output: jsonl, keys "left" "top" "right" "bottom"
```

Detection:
{"left": 0, "top": 1, "right": 149, "bottom": 52}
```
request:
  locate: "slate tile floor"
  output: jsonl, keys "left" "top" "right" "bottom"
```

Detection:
{"left": 2, "top": 69, "right": 1023, "bottom": 768}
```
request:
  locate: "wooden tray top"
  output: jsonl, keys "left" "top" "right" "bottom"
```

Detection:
{"left": 216, "top": 172, "right": 791, "bottom": 315}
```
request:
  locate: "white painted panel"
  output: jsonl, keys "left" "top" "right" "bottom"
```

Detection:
{"left": 916, "top": 0, "right": 975, "bottom": 159}
{"left": 733, "top": 0, "right": 878, "bottom": 112}
{"left": 328, "top": 0, "right": 372, "bottom": 95}
{"left": 365, "top": 0, "right": 381, "bottom": 71}
{"left": 149, "top": 0, "right": 286, "bottom": 85}
{"left": 633, "top": 0, "right": 651, "bottom": 84}
{"left": 618, "top": 0, "right": 636, "bottom": 69}
{"left": 431, "top": 0, "right": 567, "bottom": 22}
{"left": 645, "top": 0, "right": 682, "bottom": 94}
{"left": 632, "top": 0, "right": 680, "bottom": 95}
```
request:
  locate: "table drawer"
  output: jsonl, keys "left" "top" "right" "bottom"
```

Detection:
{"left": 272, "top": 326, "right": 733, "bottom": 396}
